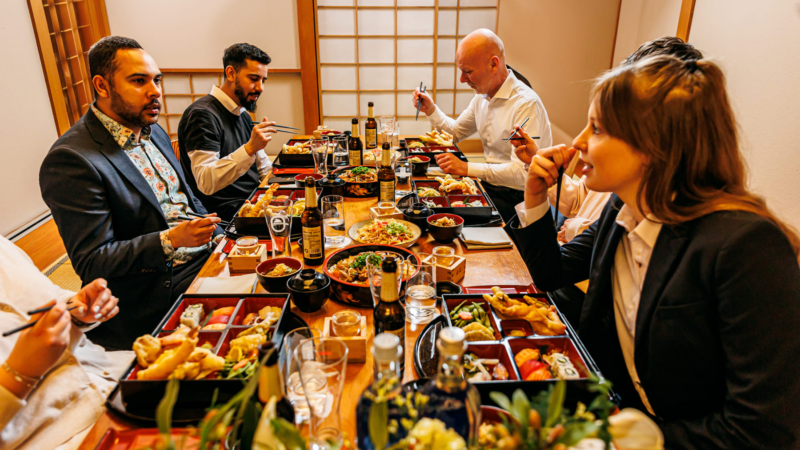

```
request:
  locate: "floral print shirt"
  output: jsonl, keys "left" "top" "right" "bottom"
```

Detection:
{"left": 92, "top": 104, "right": 210, "bottom": 265}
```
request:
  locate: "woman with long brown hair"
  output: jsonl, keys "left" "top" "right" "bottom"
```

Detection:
{"left": 508, "top": 55, "right": 800, "bottom": 449}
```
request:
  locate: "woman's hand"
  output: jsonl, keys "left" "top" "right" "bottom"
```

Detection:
{"left": 523, "top": 145, "right": 576, "bottom": 209}
{"left": 511, "top": 125, "right": 539, "bottom": 165}
{"left": 6, "top": 300, "right": 70, "bottom": 380}
{"left": 70, "top": 278, "right": 119, "bottom": 324}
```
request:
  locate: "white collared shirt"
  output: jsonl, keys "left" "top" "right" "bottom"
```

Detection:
{"left": 516, "top": 200, "right": 662, "bottom": 415}
{"left": 547, "top": 174, "right": 612, "bottom": 242}
{"left": 427, "top": 71, "right": 553, "bottom": 190}
{"left": 186, "top": 85, "right": 272, "bottom": 195}
{"left": 0, "top": 236, "right": 133, "bottom": 450}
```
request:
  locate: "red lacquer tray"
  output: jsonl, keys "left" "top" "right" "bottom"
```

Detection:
{"left": 463, "top": 284, "right": 539, "bottom": 295}
{"left": 94, "top": 428, "right": 199, "bottom": 450}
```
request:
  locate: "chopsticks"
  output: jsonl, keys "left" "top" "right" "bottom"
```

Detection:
{"left": 415, "top": 82, "right": 426, "bottom": 121}
{"left": 251, "top": 122, "right": 300, "bottom": 131}
{"left": 3, "top": 304, "right": 79, "bottom": 337}
{"left": 508, "top": 136, "right": 540, "bottom": 141}
{"left": 504, "top": 117, "right": 530, "bottom": 142}
{"left": 27, "top": 300, "right": 72, "bottom": 316}
{"left": 185, "top": 211, "right": 231, "bottom": 228}
{"left": 554, "top": 166, "right": 564, "bottom": 227}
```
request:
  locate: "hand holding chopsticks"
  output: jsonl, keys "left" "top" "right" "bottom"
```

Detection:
{"left": 415, "top": 82, "right": 428, "bottom": 121}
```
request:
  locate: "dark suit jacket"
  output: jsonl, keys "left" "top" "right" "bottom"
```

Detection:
{"left": 506, "top": 195, "right": 800, "bottom": 449}
{"left": 40, "top": 108, "right": 218, "bottom": 350}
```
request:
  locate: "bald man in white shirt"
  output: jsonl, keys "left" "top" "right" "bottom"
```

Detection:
{"left": 413, "top": 28, "right": 552, "bottom": 221}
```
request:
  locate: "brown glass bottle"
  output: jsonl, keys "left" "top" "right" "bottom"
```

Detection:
{"left": 378, "top": 142, "right": 396, "bottom": 202}
{"left": 301, "top": 178, "right": 325, "bottom": 265}
{"left": 365, "top": 102, "right": 378, "bottom": 149}
{"left": 349, "top": 118, "right": 363, "bottom": 166}
{"left": 373, "top": 256, "right": 405, "bottom": 371}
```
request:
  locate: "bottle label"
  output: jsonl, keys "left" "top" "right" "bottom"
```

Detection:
{"left": 366, "top": 129, "right": 377, "bottom": 148}
{"left": 349, "top": 149, "right": 362, "bottom": 166}
{"left": 379, "top": 181, "right": 395, "bottom": 202}
{"left": 303, "top": 226, "right": 323, "bottom": 259}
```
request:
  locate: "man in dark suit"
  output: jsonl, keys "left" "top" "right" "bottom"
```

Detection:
{"left": 40, "top": 37, "right": 222, "bottom": 350}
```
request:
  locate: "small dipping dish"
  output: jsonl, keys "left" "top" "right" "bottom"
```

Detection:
{"left": 432, "top": 246, "right": 455, "bottom": 267}
{"left": 332, "top": 310, "right": 361, "bottom": 337}
{"left": 235, "top": 236, "right": 259, "bottom": 255}
{"left": 378, "top": 201, "right": 396, "bottom": 215}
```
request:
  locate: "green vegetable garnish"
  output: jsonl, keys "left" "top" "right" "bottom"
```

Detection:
{"left": 350, "top": 252, "right": 384, "bottom": 270}
{"left": 386, "top": 221, "right": 408, "bottom": 236}
{"left": 350, "top": 166, "right": 372, "bottom": 175}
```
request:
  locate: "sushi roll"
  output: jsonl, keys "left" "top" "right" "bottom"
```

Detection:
{"left": 180, "top": 303, "right": 205, "bottom": 328}
{"left": 554, "top": 365, "right": 580, "bottom": 380}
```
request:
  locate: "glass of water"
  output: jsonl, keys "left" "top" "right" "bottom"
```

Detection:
{"left": 292, "top": 337, "right": 349, "bottom": 450}
{"left": 327, "top": 134, "right": 349, "bottom": 168}
{"left": 282, "top": 327, "right": 322, "bottom": 424}
{"left": 321, "top": 195, "right": 346, "bottom": 247}
{"left": 310, "top": 139, "right": 328, "bottom": 175}
{"left": 265, "top": 198, "right": 293, "bottom": 258}
{"left": 404, "top": 254, "right": 437, "bottom": 324}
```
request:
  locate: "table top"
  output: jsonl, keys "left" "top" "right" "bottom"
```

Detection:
{"left": 78, "top": 154, "right": 534, "bottom": 449}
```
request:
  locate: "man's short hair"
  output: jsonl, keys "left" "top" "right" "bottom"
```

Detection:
{"left": 88, "top": 36, "right": 143, "bottom": 81}
{"left": 223, "top": 43, "right": 271, "bottom": 72}
{"left": 624, "top": 36, "right": 703, "bottom": 65}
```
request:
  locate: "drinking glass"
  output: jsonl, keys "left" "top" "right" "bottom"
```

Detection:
{"left": 395, "top": 159, "right": 411, "bottom": 190}
{"left": 293, "top": 337, "right": 349, "bottom": 450}
{"left": 378, "top": 115, "right": 397, "bottom": 148}
{"left": 265, "top": 198, "right": 293, "bottom": 258}
{"left": 327, "top": 134, "right": 349, "bottom": 168}
{"left": 321, "top": 195, "right": 346, "bottom": 247}
{"left": 282, "top": 327, "right": 322, "bottom": 424}
{"left": 310, "top": 139, "right": 328, "bottom": 175}
{"left": 405, "top": 254, "right": 437, "bottom": 324}
{"left": 367, "top": 254, "right": 404, "bottom": 307}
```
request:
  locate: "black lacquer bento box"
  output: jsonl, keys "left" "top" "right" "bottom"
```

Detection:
{"left": 276, "top": 139, "right": 333, "bottom": 167}
{"left": 232, "top": 187, "right": 321, "bottom": 237}
{"left": 117, "top": 293, "right": 299, "bottom": 414}
{"left": 404, "top": 137, "right": 469, "bottom": 164}
{"left": 411, "top": 178, "right": 500, "bottom": 225}
{"left": 414, "top": 291, "right": 610, "bottom": 407}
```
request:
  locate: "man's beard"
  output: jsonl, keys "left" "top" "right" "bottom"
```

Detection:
{"left": 110, "top": 89, "right": 160, "bottom": 128}
{"left": 234, "top": 79, "right": 259, "bottom": 112}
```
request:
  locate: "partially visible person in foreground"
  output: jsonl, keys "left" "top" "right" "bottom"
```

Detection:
{"left": 508, "top": 56, "right": 800, "bottom": 449}
{"left": 0, "top": 235, "right": 131, "bottom": 450}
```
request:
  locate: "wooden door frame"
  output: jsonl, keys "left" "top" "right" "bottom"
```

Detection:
{"left": 297, "top": 0, "right": 321, "bottom": 133}
{"left": 677, "top": 0, "right": 696, "bottom": 42}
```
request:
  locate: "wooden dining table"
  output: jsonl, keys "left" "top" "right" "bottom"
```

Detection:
{"left": 78, "top": 138, "right": 535, "bottom": 449}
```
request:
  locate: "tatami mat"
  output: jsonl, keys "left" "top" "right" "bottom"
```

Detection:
{"left": 43, "top": 254, "right": 82, "bottom": 292}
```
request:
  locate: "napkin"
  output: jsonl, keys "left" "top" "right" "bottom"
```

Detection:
{"left": 195, "top": 273, "right": 258, "bottom": 294}
{"left": 426, "top": 166, "right": 446, "bottom": 177}
{"left": 460, "top": 227, "right": 513, "bottom": 250}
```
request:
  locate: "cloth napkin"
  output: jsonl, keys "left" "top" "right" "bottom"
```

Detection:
{"left": 426, "top": 166, "right": 447, "bottom": 177}
{"left": 460, "top": 227, "right": 513, "bottom": 250}
{"left": 195, "top": 273, "right": 258, "bottom": 294}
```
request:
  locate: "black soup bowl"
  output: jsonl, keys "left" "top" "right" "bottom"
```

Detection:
{"left": 427, "top": 213, "right": 464, "bottom": 244}
{"left": 324, "top": 244, "right": 419, "bottom": 308}
{"left": 403, "top": 155, "right": 431, "bottom": 177}
{"left": 287, "top": 269, "right": 331, "bottom": 313}
{"left": 295, "top": 173, "right": 324, "bottom": 188}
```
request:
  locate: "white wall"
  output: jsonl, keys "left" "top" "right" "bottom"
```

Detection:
{"left": 106, "top": 0, "right": 305, "bottom": 152}
{"left": 0, "top": 1, "right": 60, "bottom": 235}
{"left": 498, "top": 0, "right": 620, "bottom": 138}
{"left": 612, "top": 0, "right": 682, "bottom": 65}
{"left": 689, "top": 0, "right": 800, "bottom": 228}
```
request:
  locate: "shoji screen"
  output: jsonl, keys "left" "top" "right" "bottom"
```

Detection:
{"left": 316, "top": 0, "right": 499, "bottom": 137}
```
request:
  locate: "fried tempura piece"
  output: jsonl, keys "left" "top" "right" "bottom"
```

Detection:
{"left": 199, "top": 353, "right": 225, "bottom": 372}
{"left": 462, "top": 322, "right": 494, "bottom": 341}
{"left": 188, "top": 346, "right": 212, "bottom": 363}
{"left": 170, "top": 361, "right": 200, "bottom": 380}
{"left": 160, "top": 324, "right": 192, "bottom": 347}
{"left": 137, "top": 336, "right": 198, "bottom": 380}
{"left": 484, "top": 289, "right": 567, "bottom": 336}
{"left": 133, "top": 335, "right": 161, "bottom": 368}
